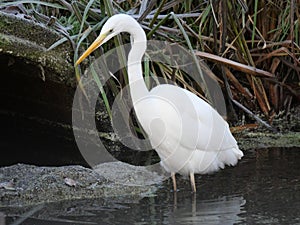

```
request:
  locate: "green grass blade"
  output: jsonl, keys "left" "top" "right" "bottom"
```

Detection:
{"left": 91, "top": 65, "right": 112, "bottom": 119}
{"left": 172, "top": 12, "right": 212, "bottom": 103}
{"left": 78, "top": 0, "right": 97, "bottom": 38}
{"left": 147, "top": 13, "right": 171, "bottom": 38}
{"left": 144, "top": 55, "right": 150, "bottom": 89}
{"left": 149, "top": 0, "right": 167, "bottom": 28}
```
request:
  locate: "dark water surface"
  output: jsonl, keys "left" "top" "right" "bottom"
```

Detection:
{"left": 2, "top": 147, "right": 300, "bottom": 225}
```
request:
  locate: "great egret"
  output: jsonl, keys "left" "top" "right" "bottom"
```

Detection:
{"left": 76, "top": 14, "right": 243, "bottom": 192}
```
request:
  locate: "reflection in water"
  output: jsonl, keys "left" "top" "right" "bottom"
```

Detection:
{"left": 2, "top": 147, "right": 300, "bottom": 225}
{"left": 170, "top": 194, "right": 246, "bottom": 225}
{"left": 0, "top": 212, "right": 5, "bottom": 225}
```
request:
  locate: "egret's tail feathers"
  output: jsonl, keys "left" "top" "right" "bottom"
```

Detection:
{"left": 217, "top": 147, "right": 243, "bottom": 167}
{"left": 159, "top": 146, "right": 243, "bottom": 176}
{"left": 186, "top": 147, "right": 243, "bottom": 175}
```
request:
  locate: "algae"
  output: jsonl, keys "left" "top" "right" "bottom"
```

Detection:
{"left": 0, "top": 11, "right": 75, "bottom": 86}
{"left": 237, "top": 132, "right": 300, "bottom": 151}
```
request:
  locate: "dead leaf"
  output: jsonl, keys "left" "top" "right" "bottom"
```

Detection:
{"left": 0, "top": 180, "right": 16, "bottom": 191}
{"left": 64, "top": 178, "right": 77, "bottom": 187}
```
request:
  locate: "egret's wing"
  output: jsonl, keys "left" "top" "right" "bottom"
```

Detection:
{"left": 149, "top": 84, "right": 238, "bottom": 152}
{"left": 182, "top": 88, "right": 238, "bottom": 151}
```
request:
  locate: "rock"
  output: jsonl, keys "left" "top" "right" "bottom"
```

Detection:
{"left": 0, "top": 11, "right": 74, "bottom": 83}
{"left": 0, "top": 162, "right": 163, "bottom": 207}
{"left": 0, "top": 11, "right": 115, "bottom": 166}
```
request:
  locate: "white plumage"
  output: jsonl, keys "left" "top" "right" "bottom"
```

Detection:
{"left": 76, "top": 14, "right": 243, "bottom": 192}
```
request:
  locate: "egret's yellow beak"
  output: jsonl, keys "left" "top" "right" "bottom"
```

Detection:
{"left": 75, "top": 33, "right": 107, "bottom": 66}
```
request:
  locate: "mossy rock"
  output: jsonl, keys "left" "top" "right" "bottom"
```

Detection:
{"left": 0, "top": 11, "right": 74, "bottom": 84}
{"left": 0, "top": 162, "right": 162, "bottom": 206}
{"left": 0, "top": 11, "right": 124, "bottom": 167}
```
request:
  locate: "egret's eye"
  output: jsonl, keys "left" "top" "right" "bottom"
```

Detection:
{"left": 108, "top": 29, "right": 113, "bottom": 33}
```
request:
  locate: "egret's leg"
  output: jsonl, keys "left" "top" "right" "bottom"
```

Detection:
{"left": 190, "top": 173, "right": 196, "bottom": 192}
{"left": 171, "top": 172, "right": 177, "bottom": 191}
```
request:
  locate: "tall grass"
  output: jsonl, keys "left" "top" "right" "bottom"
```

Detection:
{"left": 1, "top": 0, "right": 299, "bottom": 131}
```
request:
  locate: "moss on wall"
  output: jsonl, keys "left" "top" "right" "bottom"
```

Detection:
{"left": 0, "top": 12, "right": 75, "bottom": 85}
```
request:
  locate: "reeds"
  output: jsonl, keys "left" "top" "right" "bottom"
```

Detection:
{"left": 1, "top": 0, "right": 299, "bottom": 131}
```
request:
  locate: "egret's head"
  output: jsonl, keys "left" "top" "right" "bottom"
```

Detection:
{"left": 75, "top": 14, "right": 137, "bottom": 66}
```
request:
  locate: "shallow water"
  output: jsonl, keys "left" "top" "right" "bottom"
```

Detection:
{"left": 2, "top": 147, "right": 300, "bottom": 225}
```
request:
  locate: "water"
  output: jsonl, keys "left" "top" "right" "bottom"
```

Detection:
{"left": 2, "top": 147, "right": 300, "bottom": 225}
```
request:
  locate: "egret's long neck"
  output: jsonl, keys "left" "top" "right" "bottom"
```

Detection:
{"left": 127, "top": 25, "right": 149, "bottom": 104}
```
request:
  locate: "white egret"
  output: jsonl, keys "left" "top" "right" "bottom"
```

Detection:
{"left": 76, "top": 14, "right": 243, "bottom": 192}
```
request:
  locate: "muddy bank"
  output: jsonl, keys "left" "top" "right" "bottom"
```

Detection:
{"left": 237, "top": 131, "right": 300, "bottom": 150}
